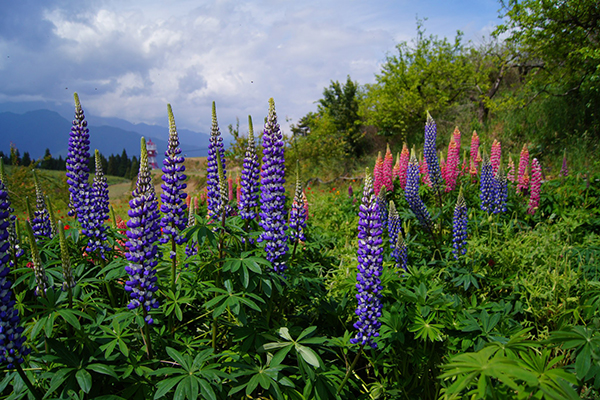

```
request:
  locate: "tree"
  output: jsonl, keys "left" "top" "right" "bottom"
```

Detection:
{"left": 318, "top": 76, "right": 363, "bottom": 156}
{"left": 21, "top": 152, "right": 32, "bottom": 167}
{"left": 494, "top": 0, "right": 600, "bottom": 143}
{"left": 361, "top": 22, "right": 475, "bottom": 142}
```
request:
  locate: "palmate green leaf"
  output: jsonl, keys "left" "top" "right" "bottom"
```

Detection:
{"left": 408, "top": 313, "right": 444, "bottom": 342}
{"left": 166, "top": 347, "right": 191, "bottom": 370}
{"left": 296, "top": 344, "right": 320, "bottom": 368}
{"left": 198, "top": 378, "right": 217, "bottom": 400}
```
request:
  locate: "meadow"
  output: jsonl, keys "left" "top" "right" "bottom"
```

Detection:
{"left": 0, "top": 94, "right": 599, "bottom": 400}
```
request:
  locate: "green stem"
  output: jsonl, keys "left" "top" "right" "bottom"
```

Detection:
{"left": 142, "top": 313, "right": 153, "bottom": 359}
{"left": 212, "top": 317, "right": 218, "bottom": 351}
{"left": 15, "top": 363, "right": 43, "bottom": 400}
{"left": 337, "top": 346, "right": 363, "bottom": 395}
{"left": 169, "top": 238, "right": 177, "bottom": 336}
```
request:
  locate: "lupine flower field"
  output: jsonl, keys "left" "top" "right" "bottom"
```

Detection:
{"left": 0, "top": 93, "right": 600, "bottom": 400}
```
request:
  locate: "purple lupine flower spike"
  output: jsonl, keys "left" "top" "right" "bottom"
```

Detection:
{"left": 206, "top": 102, "right": 227, "bottom": 219}
{"left": 0, "top": 160, "right": 23, "bottom": 261}
{"left": 31, "top": 170, "right": 52, "bottom": 239}
{"left": 66, "top": 93, "right": 91, "bottom": 218}
{"left": 452, "top": 187, "right": 468, "bottom": 260}
{"left": 238, "top": 115, "right": 260, "bottom": 221}
{"left": 258, "top": 98, "right": 289, "bottom": 275}
{"left": 81, "top": 150, "right": 110, "bottom": 255}
{"left": 0, "top": 181, "right": 30, "bottom": 368}
{"left": 350, "top": 168, "right": 383, "bottom": 349}
{"left": 124, "top": 138, "right": 161, "bottom": 325}
{"left": 396, "top": 235, "right": 408, "bottom": 271}
{"left": 559, "top": 150, "right": 569, "bottom": 177}
{"left": 424, "top": 112, "right": 443, "bottom": 194}
{"left": 185, "top": 197, "right": 199, "bottom": 258}
{"left": 405, "top": 149, "right": 433, "bottom": 232}
{"left": 480, "top": 153, "right": 494, "bottom": 213}
{"left": 288, "top": 166, "right": 307, "bottom": 243}
{"left": 160, "top": 104, "right": 188, "bottom": 250}
{"left": 493, "top": 166, "right": 508, "bottom": 214}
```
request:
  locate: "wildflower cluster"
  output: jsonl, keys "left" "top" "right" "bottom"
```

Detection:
{"left": 66, "top": 93, "right": 91, "bottom": 218}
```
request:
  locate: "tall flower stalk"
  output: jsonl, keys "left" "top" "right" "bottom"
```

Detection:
{"left": 382, "top": 144, "right": 394, "bottom": 193}
{"left": 452, "top": 187, "right": 468, "bottom": 260}
{"left": 351, "top": 168, "right": 383, "bottom": 349}
{"left": 398, "top": 143, "right": 409, "bottom": 189}
{"left": 81, "top": 150, "right": 110, "bottom": 256}
{"left": 238, "top": 115, "right": 260, "bottom": 221}
{"left": 493, "top": 166, "right": 508, "bottom": 214}
{"left": 445, "top": 130, "right": 460, "bottom": 192}
{"left": 559, "top": 150, "right": 569, "bottom": 177}
{"left": 31, "top": 171, "right": 52, "bottom": 239}
{"left": 517, "top": 144, "right": 530, "bottom": 194}
{"left": 288, "top": 166, "right": 307, "bottom": 259}
{"left": 491, "top": 139, "right": 502, "bottom": 176}
{"left": 373, "top": 152, "right": 384, "bottom": 196}
{"left": 206, "top": 102, "right": 227, "bottom": 219}
{"left": 160, "top": 105, "right": 188, "bottom": 294}
{"left": 124, "top": 138, "right": 161, "bottom": 336}
{"left": 0, "top": 179, "right": 30, "bottom": 369}
{"left": 528, "top": 158, "right": 542, "bottom": 215}
{"left": 424, "top": 112, "right": 443, "bottom": 196}
{"left": 469, "top": 131, "right": 480, "bottom": 176}
{"left": 406, "top": 149, "right": 433, "bottom": 235}
{"left": 258, "top": 98, "right": 288, "bottom": 275}
{"left": 66, "top": 93, "right": 91, "bottom": 219}
{"left": 480, "top": 153, "right": 494, "bottom": 213}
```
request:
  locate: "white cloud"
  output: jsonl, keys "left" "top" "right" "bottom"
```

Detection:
{"left": 0, "top": 0, "right": 502, "bottom": 136}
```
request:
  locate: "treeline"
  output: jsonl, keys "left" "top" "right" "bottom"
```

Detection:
{"left": 0, "top": 146, "right": 140, "bottom": 179}
{"left": 286, "top": 0, "right": 599, "bottom": 178}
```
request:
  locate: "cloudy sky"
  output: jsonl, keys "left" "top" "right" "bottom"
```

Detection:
{"left": 0, "top": 0, "right": 503, "bottom": 137}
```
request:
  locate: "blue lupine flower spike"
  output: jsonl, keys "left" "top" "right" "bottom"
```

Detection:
{"left": 405, "top": 149, "right": 433, "bottom": 233}
{"left": 31, "top": 170, "right": 52, "bottom": 239}
{"left": 66, "top": 93, "right": 91, "bottom": 218}
{"left": 350, "top": 168, "right": 383, "bottom": 349}
{"left": 289, "top": 163, "right": 307, "bottom": 246}
{"left": 424, "top": 112, "right": 443, "bottom": 195}
{"left": 493, "top": 165, "right": 508, "bottom": 214}
{"left": 124, "top": 138, "right": 161, "bottom": 325}
{"left": 480, "top": 153, "right": 494, "bottom": 213}
{"left": 206, "top": 102, "right": 227, "bottom": 219}
{"left": 258, "top": 98, "right": 289, "bottom": 275}
{"left": 452, "top": 186, "right": 468, "bottom": 260}
{"left": 80, "top": 149, "right": 110, "bottom": 256}
{"left": 160, "top": 104, "right": 188, "bottom": 253}
{"left": 0, "top": 180, "right": 30, "bottom": 368}
{"left": 238, "top": 115, "right": 260, "bottom": 221}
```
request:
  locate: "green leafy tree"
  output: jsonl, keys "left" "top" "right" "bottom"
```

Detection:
{"left": 361, "top": 22, "right": 474, "bottom": 142}
{"left": 494, "top": 0, "right": 600, "bottom": 144}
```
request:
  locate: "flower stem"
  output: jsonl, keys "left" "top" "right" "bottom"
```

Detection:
{"left": 15, "top": 363, "right": 43, "bottom": 400}
{"left": 337, "top": 345, "right": 363, "bottom": 394}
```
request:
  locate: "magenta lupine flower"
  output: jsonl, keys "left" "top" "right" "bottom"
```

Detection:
{"left": 348, "top": 184, "right": 354, "bottom": 198}
{"left": 406, "top": 150, "right": 433, "bottom": 232}
{"left": 66, "top": 93, "right": 91, "bottom": 219}
{"left": 228, "top": 177, "right": 233, "bottom": 202}
{"left": 559, "top": 150, "right": 569, "bottom": 177}
{"left": 236, "top": 176, "right": 241, "bottom": 204}
{"left": 160, "top": 105, "right": 188, "bottom": 249}
{"left": 81, "top": 150, "right": 110, "bottom": 255}
{"left": 124, "top": 138, "right": 161, "bottom": 325}
{"left": 445, "top": 135, "right": 460, "bottom": 192}
{"left": 382, "top": 144, "right": 394, "bottom": 193}
{"left": 350, "top": 169, "right": 383, "bottom": 349}
{"left": 490, "top": 139, "right": 502, "bottom": 176}
{"left": 452, "top": 187, "right": 468, "bottom": 260}
{"left": 507, "top": 156, "right": 516, "bottom": 183}
{"left": 0, "top": 183, "right": 30, "bottom": 368}
{"left": 460, "top": 150, "right": 469, "bottom": 177}
{"left": 302, "top": 190, "right": 309, "bottom": 220}
{"left": 420, "top": 156, "right": 432, "bottom": 188}
{"left": 258, "top": 99, "right": 289, "bottom": 274}
{"left": 206, "top": 102, "right": 227, "bottom": 218}
{"left": 517, "top": 144, "right": 530, "bottom": 194}
{"left": 469, "top": 131, "right": 480, "bottom": 176}
{"left": 528, "top": 158, "right": 542, "bottom": 215}
{"left": 373, "top": 152, "right": 383, "bottom": 196}
{"left": 392, "top": 153, "right": 400, "bottom": 182}
{"left": 398, "top": 143, "right": 409, "bottom": 189}
{"left": 424, "top": 112, "right": 443, "bottom": 193}
{"left": 238, "top": 116, "right": 260, "bottom": 221}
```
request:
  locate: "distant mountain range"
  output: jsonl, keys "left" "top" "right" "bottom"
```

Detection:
{"left": 0, "top": 106, "right": 220, "bottom": 162}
